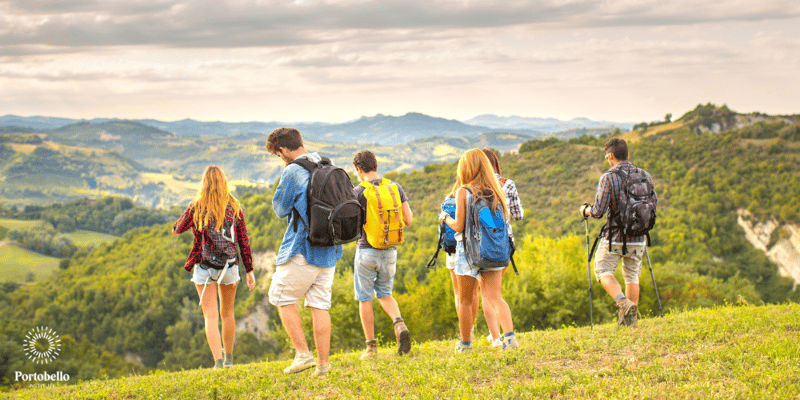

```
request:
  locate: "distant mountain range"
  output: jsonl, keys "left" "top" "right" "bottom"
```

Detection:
{"left": 0, "top": 112, "right": 633, "bottom": 145}
{"left": 464, "top": 114, "right": 636, "bottom": 133}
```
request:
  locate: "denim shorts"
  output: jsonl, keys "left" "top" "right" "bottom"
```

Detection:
{"left": 191, "top": 263, "right": 240, "bottom": 286}
{"left": 453, "top": 240, "right": 507, "bottom": 278}
{"left": 354, "top": 247, "right": 397, "bottom": 301}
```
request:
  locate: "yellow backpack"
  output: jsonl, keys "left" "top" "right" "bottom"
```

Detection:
{"left": 360, "top": 179, "right": 405, "bottom": 249}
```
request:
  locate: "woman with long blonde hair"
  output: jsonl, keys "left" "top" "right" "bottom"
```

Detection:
{"left": 173, "top": 165, "right": 256, "bottom": 369}
{"left": 439, "top": 149, "right": 518, "bottom": 353}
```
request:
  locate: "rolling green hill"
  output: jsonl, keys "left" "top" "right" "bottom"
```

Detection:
{"left": 0, "top": 123, "right": 533, "bottom": 208}
{"left": 7, "top": 304, "right": 799, "bottom": 399}
{"left": 1, "top": 104, "right": 799, "bottom": 388}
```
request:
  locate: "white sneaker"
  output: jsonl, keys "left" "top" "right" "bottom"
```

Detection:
{"left": 502, "top": 335, "right": 519, "bottom": 351}
{"left": 491, "top": 338, "right": 503, "bottom": 348}
{"left": 454, "top": 342, "right": 472, "bottom": 354}
{"left": 486, "top": 333, "right": 493, "bottom": 343}
{"left": 283, "top": 352, "right": 315, "bottom": 374}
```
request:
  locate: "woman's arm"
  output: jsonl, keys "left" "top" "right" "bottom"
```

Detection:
{"left": 173, "top": 205, "right": 195, "bottom": 235}
{"left": 442, "top": 187, "right": 467, "bottom": 233}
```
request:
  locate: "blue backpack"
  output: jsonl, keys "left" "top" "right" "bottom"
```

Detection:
{"left": 426, "top": 197, "right": 457, "bottom": 268}
{"left": 439, "top": 197, "right": 457, "bottom": 253}
{"left": 463, "top": 188, "right": 518, "bottom": 274}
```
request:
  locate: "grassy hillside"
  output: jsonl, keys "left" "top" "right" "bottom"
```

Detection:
{"left": 7, "top": 304, "right": 799, "bottom": 399}
{"left": 1, "top": 104, "right": 798, "bottom": 387}
{"left": 0, "top": 243, "right": 60, "bottom": 282}
{"left": 1, "top": 123, "right": 534, "bottom": 207}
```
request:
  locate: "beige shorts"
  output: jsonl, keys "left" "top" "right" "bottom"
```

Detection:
{"left": 268, "top": 254, "right": 335, "bottom": 310}
{"left": 594, "top": 241, "right": 645, "bottom": 285}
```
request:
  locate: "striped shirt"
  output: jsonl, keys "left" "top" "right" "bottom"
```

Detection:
{"left": 589, "top": 161, "right": 658, "bottom": 243}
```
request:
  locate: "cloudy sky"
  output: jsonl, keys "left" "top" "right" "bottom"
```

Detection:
{"left": 1, "top": 0, "right": 799, "bottom": 123}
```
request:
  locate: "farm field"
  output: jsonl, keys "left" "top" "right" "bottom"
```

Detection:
{"left": 0, "top": 243, "right": 60, "bottom": 283}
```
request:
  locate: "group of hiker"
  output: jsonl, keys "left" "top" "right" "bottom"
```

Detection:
{"left": 172, "top": 127, "right": 658, "bottom": 377}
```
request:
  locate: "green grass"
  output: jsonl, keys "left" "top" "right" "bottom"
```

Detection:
{"left": 6, "top": 304, "right": 799, "bottom": 399}
{"left": 62, "top": 229, "right": 118, "bottom": 247}
{"left": 0, "top": 219, "right": 47, "bottom": 232}
{"left": 0, "top": 243, "right": 60, "bottom": 283}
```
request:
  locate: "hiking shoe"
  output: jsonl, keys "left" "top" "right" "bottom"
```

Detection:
{"left": 502, "top": 335, "right": 519, "bottom": 351}
{"left": 454, "top": 342, "right": 472, "bottom": 354}
{"left": 394, "top": 318, "right": 411, "bottom": 356}
{"left": 223, "top": 354, "right": 233, "bottom": 368}
{"left": 616, "top": 298, "right": 638, "bottom": 327}
{"left": 491, "top": 338, "right": 503, "bottom": 348}
{"left": 361, "top": 341, "right": 378, "bottom": 360}
{"left": 626, "top": 311, "right": 639, "bottom": 328}
{"left": 283, "top": 352, "right": 315, "bottom": 374}
{"left": 314, "top": 364, "right": 330, "bottom": 377}
{"left": 213, "top": 359, "right": 223, "bottom": 369}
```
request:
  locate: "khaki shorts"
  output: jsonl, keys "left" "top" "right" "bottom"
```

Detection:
{"left": 594, "top": 241, "right": 645, "bottom": 285}
{"left": 268, "top": 254, "right": 335, "bottom": 310}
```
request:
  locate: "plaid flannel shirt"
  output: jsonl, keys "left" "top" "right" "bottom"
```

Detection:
{"left": 173, "top": 205, "right": 254, "bottom": 273}
{"left": 496, "top": 173, "right": 524, "bottom": 222}
{"left": 589, "top": 161, "right": 658, "bottom": 243}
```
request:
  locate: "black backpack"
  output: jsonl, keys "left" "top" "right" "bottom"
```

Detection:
{"left": 290, "top": 156, "right": 364, "bottom": 247}
{"left": 201, "top": 206, "right": 238, "bottom": 269}
{"left": 608, "top": 167, "right": 657, "bottom": 254}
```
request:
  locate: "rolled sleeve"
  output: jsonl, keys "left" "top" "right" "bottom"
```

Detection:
{"left": 272, "top": 166, "right": 300, "bottom": 219}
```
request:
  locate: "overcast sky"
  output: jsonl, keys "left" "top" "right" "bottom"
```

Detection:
{"left": 1, "top": 0, "right": 799, "bottom": 123}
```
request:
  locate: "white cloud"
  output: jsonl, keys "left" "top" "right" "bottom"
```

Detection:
{"left": 0, "top": 1, "right": 799, "bottom": 122}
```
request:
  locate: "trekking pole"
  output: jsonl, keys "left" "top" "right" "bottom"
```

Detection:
{"left": 582, "top": 204, "right": 594, "bottom": 330}
{"left": 644, "top": 247, "right": 664, "bottom": 317}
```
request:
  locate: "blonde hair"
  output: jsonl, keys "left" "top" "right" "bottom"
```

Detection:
{"left": 457, "top": 149, "right": 508, "bottom": 218}
{"left": 446, "top": 177, "right": 460, "bottom": 199}
{"left": 192, "top": 166, "right": 241, "bottom": 230}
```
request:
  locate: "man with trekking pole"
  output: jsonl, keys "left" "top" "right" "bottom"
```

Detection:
{"left": 581, "top": 138, "right": 658, "bottom": 327}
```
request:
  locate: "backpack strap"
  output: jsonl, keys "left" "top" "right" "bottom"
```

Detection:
{"left": 608, "top": 168, "right": 628, "bottom": 252}
{"left": 427, "top": 222, "right": 446, "bottom": 268}
{"left": 508, "top": 235, "right": 519, "bottom": 276}
{"left": 287, "top": 156, "right": 321, "bottom": 233}
{"left": 384, "top": 181, "right": 403, "bottom": 245}
{"left": 589, "top": 223, "right": 605, "bottom": 264}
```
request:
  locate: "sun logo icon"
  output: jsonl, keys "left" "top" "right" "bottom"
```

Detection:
{"left": 23, "top": 326, "right": 62, "bottom": 364}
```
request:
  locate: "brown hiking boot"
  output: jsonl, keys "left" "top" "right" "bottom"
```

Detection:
{"left": 393, "top": 318, "right": 411, "bottom": 356}
{"left": 626, "top": 311, "right": 639, "bottom": 328}
{"left": 361, "top": 340, "right": 378, "bottom": 360}
{"left": 615, "top": 298, "right": 638, "bottom": 327}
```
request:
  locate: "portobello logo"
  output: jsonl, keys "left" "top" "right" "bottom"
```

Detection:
{"left": 23, "top": 326, "right": 62, "bottom": 364}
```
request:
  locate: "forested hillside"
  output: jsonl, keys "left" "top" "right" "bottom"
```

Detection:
{"left": 1, "top": 105, "right": 799, "bottom": 388}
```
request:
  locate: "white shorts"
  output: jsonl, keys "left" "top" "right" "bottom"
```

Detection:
{"left": 268, "top": 254, "right": 335, "bottom": 310}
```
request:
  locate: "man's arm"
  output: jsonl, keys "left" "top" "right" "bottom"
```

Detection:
{"left": 506, "top": 180, "right": 523, "bottom": 221}
{"left": 272, "top": 166, "right": 299, "bottom": 219}
{"left": 589, "top": 173, "right": 613, "bottom": 219}
{"left": 401, "top": 201, "right": 413, "bottom": 227}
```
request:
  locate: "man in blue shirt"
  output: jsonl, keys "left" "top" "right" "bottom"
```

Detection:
{"left": 266, "top": 127, "right": 342, "bottom": 377}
